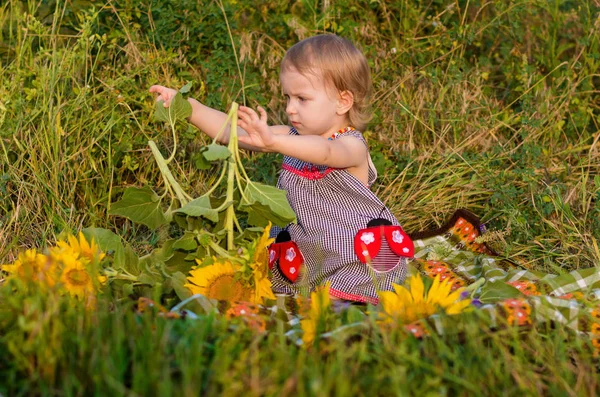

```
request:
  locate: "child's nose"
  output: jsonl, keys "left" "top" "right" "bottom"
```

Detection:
{"left": 286, "top": 102, "right": 296, "bottom": 115}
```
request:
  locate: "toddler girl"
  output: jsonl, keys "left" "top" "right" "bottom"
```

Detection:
{"left": 150, "top": 34, "right": 412, "bottom": 304}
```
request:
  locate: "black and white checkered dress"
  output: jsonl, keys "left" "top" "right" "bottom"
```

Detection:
{"left": 269, "top": 128, "right": 407, "bottom": 304}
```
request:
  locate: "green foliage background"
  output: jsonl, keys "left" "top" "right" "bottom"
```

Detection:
{"left": 0, "top": 0, "right": 599, "bottom": 394}
{"left": 2, "top": 0, "right": 598, "bottom": 272}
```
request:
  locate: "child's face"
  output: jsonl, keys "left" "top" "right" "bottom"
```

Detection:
{"left": 280, "top": 67, "right": 347, "bottom": 138}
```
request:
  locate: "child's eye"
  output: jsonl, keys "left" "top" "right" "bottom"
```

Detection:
{"left": 298, "top": 97, "right": 305, "bottom": 102}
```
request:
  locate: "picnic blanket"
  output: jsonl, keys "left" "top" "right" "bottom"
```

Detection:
{"left": 408, "top": 209, "right": 600, "bottom": 335}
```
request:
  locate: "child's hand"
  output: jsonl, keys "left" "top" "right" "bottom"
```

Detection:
{"left": 149, "top": 85, "right": 178, "bottom": 107}
{"left": 237, "top": 106, "right": 276, "bottom": 150}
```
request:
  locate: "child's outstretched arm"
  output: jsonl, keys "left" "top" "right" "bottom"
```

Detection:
{"left": 238, "top": 106, "right": 367, "bottom": 169}
{"left": 149, "top": 85, "right": 289, "bottom": 152}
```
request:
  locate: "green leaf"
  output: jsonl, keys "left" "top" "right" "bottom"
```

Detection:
{"left": 192, "top": 152, "right": 212, "bottom": 170}
{"left": 173, "top": 232, "right": 198, "bottom": 251}
{"left": 165, "top": 253, "right": 196, "bottom": 275}
{"left": 123, "top": 283, "right": 134, "bottom": 296}
{"left": 196, "top": 231, "right": 214, "bottom": 247}
{"left": 239, "top": 182, "right": 296, "bottom": 227}
{"left": 174, "top": 195, "right": 219, "bottom": 222}
{"left": 123, "top": 245, "right": 141, "bottom": 275}
{"left": 138, "top": 254, "right": 167, "bottom": 284}
{"left": 82, "top": 227, "right": 125, "bottom": 265}
{"left": 109, "top": 187, "right": 168, "bottom": 230}
{"left": 169, "top": 271, "right": 193, "bottom": 301}
{"left": 153, "top": 92, "right": 192, "bottom": 123}
{"left": 202, "top": 143, "right": 231, "bottom": 161}
{"left": 138, "top": 273, "right": 161, "bottom": 286}
{"left": 155, "top": 239, "right": 175, "bottom": 262}
{"left": 179, "top": 81, "right": 193, "bottom": 94}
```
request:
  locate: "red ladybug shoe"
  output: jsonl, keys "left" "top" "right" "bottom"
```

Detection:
{"left": 268, "top": 230, "right": 304, "bottom": 283}
{"left": 354, "top": 218, "right": 414, "bottom": 270}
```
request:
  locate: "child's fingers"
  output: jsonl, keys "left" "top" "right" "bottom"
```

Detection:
{"left": 238, "top": 119, "right": 256, "bottom": 136}
{"left": 238, "top": 111, "right": 253, "bottom": 127}
{"left": 239, "top": 106, "right": 259, "bottom": 121}
{"left": 149, "top": 85, "right": 169, "bottom": 98}
{"left": 149, "top": 85, "right": 172, "bottom": 107}
{"left": 257, "top": 106, "right": 268, "bottom": 122}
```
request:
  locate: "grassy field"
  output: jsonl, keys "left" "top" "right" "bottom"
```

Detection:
{"left": 1, "top": 0, "right": 599, "bottom": 395}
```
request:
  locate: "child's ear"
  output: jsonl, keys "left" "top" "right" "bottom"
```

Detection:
{"left": 336, "top": 90, "right": 354, "bottom": 116}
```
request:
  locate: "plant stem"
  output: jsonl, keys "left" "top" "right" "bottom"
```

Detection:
{"left": 166, "top": 120, "right": 177, "bottom": 163}
{"left": 212, "top": 110, "right": 234, "bottom": 145}
{"left": 149, "top": 140, "right": 192, "bottom": 205}
{"left": 233, "top": 136, "right": 252, "bottom": 183}
{"left": 208, "top": 240, "right": 243, "bottom": 264}
{"left": 224, "top": 103, "right": 239, "bottom": 250}
{"left": 203, "top": 162, "right": 228, "bottom": 197}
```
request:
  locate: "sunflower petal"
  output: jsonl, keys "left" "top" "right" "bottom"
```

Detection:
{"left": 301, "top": 318, "right": 316, "bottom": 346}
{"left": 446, "top": 299, "right": 472, "bottom": 315}
{"left": 68, "top": 234, "right": 80, "bottom": 251}
{"left": 78, "top": 232, "right": 92, "bottom": 253}
{"left": 435, "top": 278, "right": 453, "bottom": 303}
{"left": 439, "top": 288, "right": 464, "bottom": 308}
{"left": 379, "top": 290, "right": 402, "bottom": 316}
{"left": 427, "top": 275, "right": 441, "bottom": 303}
{"left": 253, "top": 276, "right": 275, "bottom": 303}
{"left": 395, "top": 283, "right": 415, "bottom": 306}
{"left": 410, "top": 274, "right": 425, "bottom": 304}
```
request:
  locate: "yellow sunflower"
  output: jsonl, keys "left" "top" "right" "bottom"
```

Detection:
{"left": 50, "top": 236, "right": 108, "bottom": 293}
{"left": 251, "top": 223, "right": 274, "bottom": 271}
{"left": 379, "top": 273, "right": 471, "bottom": 324}
{"left": 55, "top": 232, "right": 106, "bottom": 264}
{"left": 249, "top": 223, "right": 276, "bottom": 303}
{"left": 253, "top": 275, "right": 275, "bottom": 303}
{"left": 300, "top": 283, "right": 332, "bottom": 346}
{"left": 59, "top": 254, "right": 96, "bottom": 299}
{"left": 186, "top": 260, "right": 252, "bottom": 302}
{"left": 2, "top": 248, "right": 57, "bottom": 287}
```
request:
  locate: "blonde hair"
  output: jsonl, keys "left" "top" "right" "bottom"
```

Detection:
{"left": 281, "top": 34, "right": 372, "bottom": 131}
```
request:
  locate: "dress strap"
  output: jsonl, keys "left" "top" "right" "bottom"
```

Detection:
{"left": 332, "top": 129, "right": 378, "bottom": 186}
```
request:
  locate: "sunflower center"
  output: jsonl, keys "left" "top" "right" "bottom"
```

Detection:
{"left": 65, "top": 268, "right": 91, "bottom": 286}
{"left": 207, "top": 274, "right": 247, "bottom": 301}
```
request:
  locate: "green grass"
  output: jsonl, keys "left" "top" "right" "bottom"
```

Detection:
{"left": 1, "top": 290, "right": 598, "bottom": 396}
{"left": 1, "top": 0, "right": 599, "bottom": 394}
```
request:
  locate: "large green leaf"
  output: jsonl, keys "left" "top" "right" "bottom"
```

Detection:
{"left": 153, "top": 92, "right": 192, "bottom": 123}
{"left": 239, "top": 182, "right": 296, "bottom": 227}
{"left": 109, "top": 187, "right": 168, "bottom": 230}
{"left": 174, "top": 195, "right": 219, "bottom": 222}
{"left": 202, "top": 143, "right": 231, "bottom": 161}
